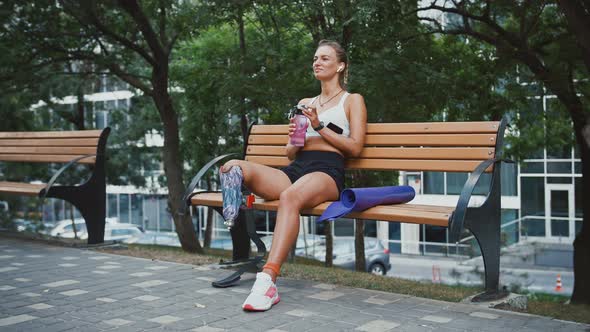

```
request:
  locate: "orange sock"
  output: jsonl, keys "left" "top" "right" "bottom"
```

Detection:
{"left": 263, "top": 262, "right": 281, "bottom": 277}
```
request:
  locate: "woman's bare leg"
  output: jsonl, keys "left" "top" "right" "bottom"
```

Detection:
{"left": 221, "top": 160, "right": 292, "bottom": 200}
{"left": 263, "top": 172, "right": 339, "bottom": 281}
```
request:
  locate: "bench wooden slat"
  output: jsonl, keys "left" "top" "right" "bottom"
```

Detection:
{"left": 0, "top": 147, "right": 97, "bottom": 155}
{"left": 248, "top": 134, "right": 497, "bottom": 147}
{"left": 0, "top": 130, "right": 103, "bottom": 139}
{"left": 365, "top": 134, "right": 496, "bottom": 147}
{"left": 0, "top": 138, "right": 100, "bottom": 147}
{"left": 190, "top": 192, "right": 451, "bottom": 226}
{"left": 247, "top": 146, "right": 495, "bottom": 160}
{"left": 250, "top": 122, "right": 500, "bottom": 135}
{"left": 0, "top": 181, "right": 46, "bottom": 196}
{"left": 245, "top": 155, "right": 492, "bottom": 172}
{"left": 0, "top": 155, "right": 96, "bottom": 164}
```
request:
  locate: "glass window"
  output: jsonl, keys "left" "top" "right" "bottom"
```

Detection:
{"left": 522, "top": 217, "right": 545, "bottom": 237}
{"left": 388, "top": 223, "right": 401, "bottom": 254}
{"left": 94, "top": 111, "right": 106, "bottom": 129}
{"left": 473, "top": 173, "right": 492, "bottom": 195}
{"left": 547, "top": 162, "right": 571, "bottom": 174}
{"left": 131, "top": 194, "right": 143, "bottom": 226}
{"left": 501, "top": 209, "right": 518, "bottom": 224}
{"left": 106, "top": 100, "right": 117, "bottom": 110}
{"left": 363, "top": 220, "right": 377, "bottom": 237}
{"left": 423, "top": 172, "right": 444, "bottom": 194}
{"left": 521, "top": 162, "right": 544, "bottom": 173}
{"left": 424, "top": 225, "right": 446, "bottom": 243}
{"left": 108, "top": 194, "right": 118, "bottom": 219}
{"left": 547, "top": 177, "right": 572, "bottom": 184}
{"left": 574, "top": 162, "right": 581, "bottom": 174}
{"left": 121, "top": 98, "right": 130, "bottom": 110}
{"left": 94, "top": 101, "right": 105, "bottom": 111}
{"left": 501, "top": 209, "right": 519, "bottom": 246}
{"left": 159, "top": 197, "right": 173, "bottom": 231}
{"left": 84, "top": 102, "right": 94, "bottom": 129}
{"left": 144, "top": 195, "right": 158, "bottom": 230}
{"left": 501, "top": 162, "right": 517, "bottom": 196}
{"left": 119, "top": 194, "right": 130, "bottom": 223}
{"left": 334, "top": 218, "right": 354, "bottom": 236}
{"left": 447, "top": 172, "right": 468, "bottom": 195}
{"left": 521, "top": 177, "right": 545, "bottom": 217}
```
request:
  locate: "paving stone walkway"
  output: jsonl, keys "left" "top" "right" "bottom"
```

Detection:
{"left": 0, "top": 237, "right": 588, "bottom": 332}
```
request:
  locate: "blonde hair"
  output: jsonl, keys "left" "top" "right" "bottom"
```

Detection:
{"left": 317, "top": 39, "right": 348, "bottom": 88}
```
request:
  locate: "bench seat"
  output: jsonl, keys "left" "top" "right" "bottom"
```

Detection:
{"left": 0, "top": 181, "right": 46, "bottom": 196}
{"left": 191, "top": 192, "right": 452, "bottom": 226}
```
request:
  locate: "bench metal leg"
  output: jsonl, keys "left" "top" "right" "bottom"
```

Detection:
{"left": 44, "top": 180, "right": 106, "bottom": 245}
{"left": 212, "top": 207, "right": 267, "bottom": 288}
{"left": 465, "top": 205, "right": 508, "bottom": 301}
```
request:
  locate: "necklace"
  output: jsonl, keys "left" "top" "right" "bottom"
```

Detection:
{"left": 318, "top": 89, "right": 343, "bottom": 107}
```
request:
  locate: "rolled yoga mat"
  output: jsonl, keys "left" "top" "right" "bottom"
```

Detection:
{"left": 317, "top": 186, "right": 416, "bottom": 222}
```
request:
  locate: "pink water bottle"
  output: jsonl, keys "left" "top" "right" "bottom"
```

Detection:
{"left": 289, "top": 105, "right": 309, "bottom": 147}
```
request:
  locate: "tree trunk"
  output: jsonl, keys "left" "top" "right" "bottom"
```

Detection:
{"left": 355, "top": 219, "right": 366, "bottom": 272}
{"left": 152, "top": 68, "right": 202, "bottom": 253}
{"left": 237, "top": 6, "right": 249, "bottom": 144}
{"left": 571, "top": 120, "right": 590, "bottom": 304}
{"left": 324, "top": 221, "right": 333, "bottom": 267}
{"left": 75, "top": 86, "right": 85, "bottom": 130}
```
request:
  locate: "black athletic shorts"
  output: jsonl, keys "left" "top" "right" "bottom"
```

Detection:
{"left": 280, "top": 151, "right": 345, "bottom": 195}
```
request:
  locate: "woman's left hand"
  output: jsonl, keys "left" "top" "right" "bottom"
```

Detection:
{"left": 302, "top": 105, "right": 320, "bottom": 128}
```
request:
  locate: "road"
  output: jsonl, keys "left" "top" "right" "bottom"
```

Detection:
{"left": 386, "top": 254, "right": 573, "bottom": 296}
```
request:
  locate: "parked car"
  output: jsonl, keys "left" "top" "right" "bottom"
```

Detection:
{"left": 314, "top": 237, "right": 392, "bottom": 275}
{"left": 49, "top": 217, "right": 118, "bottom": 239}
{"left": 49, "top": 218, "right": 88, "bottom": 238}
{"left": 260, "top": 235, "right": 324, "bottom": 258}
{"left": 77, "top": 223, "right": 143, "bottom": 241}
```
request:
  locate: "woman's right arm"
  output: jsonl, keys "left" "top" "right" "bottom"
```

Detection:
{"left": 286, "top": 142, "right": 300, "bottom": 161}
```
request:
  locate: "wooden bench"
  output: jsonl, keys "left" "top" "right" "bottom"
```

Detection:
{"left": 0, "top": 128, "right": 111, "bottom": 244}
{"left": 182, "top": 119, "right": 510, "bottom": 299}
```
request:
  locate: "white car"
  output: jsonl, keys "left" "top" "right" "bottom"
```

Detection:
{"left": 101, "top": 223, "right": 144, "bottom": 242}
{"left": 49, "top": 218, "right": 118, "bottom": 239}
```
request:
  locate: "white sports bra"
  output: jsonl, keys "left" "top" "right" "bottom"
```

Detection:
{"left": 306, "top": 92, "right": 351, "bottom": 138}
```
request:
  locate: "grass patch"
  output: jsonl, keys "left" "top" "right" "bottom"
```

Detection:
{"left": 281, "top": 261, "right": 481, "bottom": 302}
{"left": 507, "top": 293, "right": 590, "bottom": 324}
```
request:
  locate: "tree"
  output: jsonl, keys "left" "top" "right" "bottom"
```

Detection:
{"left": 2, "top": 0, "right": 204, "bottom": 252}
{"left": 416, "top": 0, "right": 590, "bottom": 304}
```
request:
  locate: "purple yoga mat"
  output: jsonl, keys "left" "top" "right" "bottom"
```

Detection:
{"left": 317, "top": 186, "right": 415, "bottom": 222}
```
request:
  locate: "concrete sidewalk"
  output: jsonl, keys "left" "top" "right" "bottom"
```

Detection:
{"left": 0, "top": 237, "right": 587, "bottom": 332}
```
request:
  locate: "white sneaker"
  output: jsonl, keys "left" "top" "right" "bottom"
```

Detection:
{"left": 242, "top": 272, "right": 280, "bottom": 311}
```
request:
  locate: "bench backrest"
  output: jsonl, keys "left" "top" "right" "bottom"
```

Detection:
{"left": 245, "top": 121, "right": 504, "bottom": 173}
{"left": 0, "top": 129, "right": 108, "bottom": 165}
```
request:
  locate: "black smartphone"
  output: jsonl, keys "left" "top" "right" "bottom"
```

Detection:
{"left": 327, "top": 122, "right": 344, "bottom": 134}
